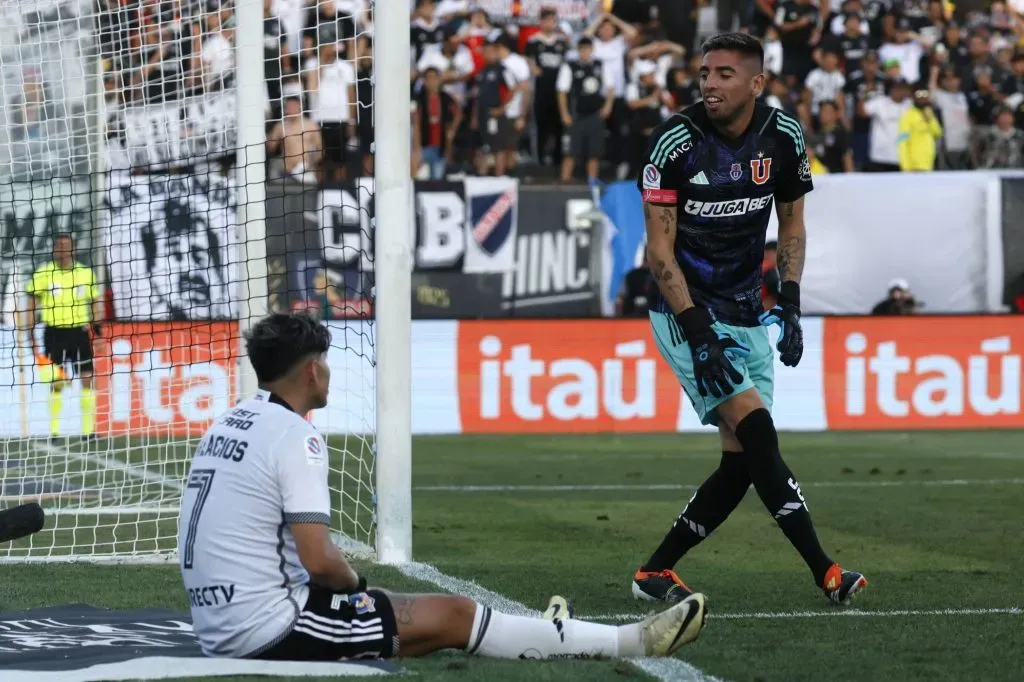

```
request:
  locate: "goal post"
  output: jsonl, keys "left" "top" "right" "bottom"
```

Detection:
{"left": 234, "top": 0, "right": 268, "bottom": 405}
{"left": 373, "top": 0, "right": 414, "bottom": 566}
{"left": 0, "top": 0, "right": 412, "bottom": 565}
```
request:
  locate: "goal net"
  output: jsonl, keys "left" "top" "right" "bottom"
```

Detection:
{"left": 0, "top": 0, "right": 382, "bottom": 562}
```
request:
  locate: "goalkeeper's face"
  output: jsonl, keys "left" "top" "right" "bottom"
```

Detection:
{"left": 699, "top": 50, "right": 764, "bottom": 125}
{"left": 309, "top": 352, "right": 331, "bottom": 409}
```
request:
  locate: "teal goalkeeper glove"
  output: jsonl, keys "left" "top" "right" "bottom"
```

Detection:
{"left": 759, "top": 281, "right": 803, "bottom": 367}
{"left": 676, "top": 307, "right": 751, "bottom": 399}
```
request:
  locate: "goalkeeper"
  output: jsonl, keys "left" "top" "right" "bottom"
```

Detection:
{"left": 25, "top": 233, "right": 103, "bottom": 442}
{"left": 631, "top": 33, "right": 867, "bottom": 608}
{"left": 178, "top": 312, "right": 707, "bottom": 662}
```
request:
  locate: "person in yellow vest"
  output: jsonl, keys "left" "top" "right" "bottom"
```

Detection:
{"left": 898, "top": 89, "right": 944, "bottom": 172}
{"left": 25, "top": 233, "right": 103, "bottom": 442}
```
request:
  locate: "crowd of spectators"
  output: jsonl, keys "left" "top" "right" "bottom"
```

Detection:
{"left": 79, "top": 0, "right": 1024, "bottom": 180}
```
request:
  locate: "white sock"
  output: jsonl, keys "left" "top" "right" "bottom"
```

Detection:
{"left": 466, "top": 603, "right": 643, "bottom": 659}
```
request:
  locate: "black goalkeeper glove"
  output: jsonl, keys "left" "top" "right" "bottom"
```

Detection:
{"left": 676, "top": 307, "right": 751, "bottom": 399}
{"left": 759, "top": 280, "right": 803, "bottom": 367}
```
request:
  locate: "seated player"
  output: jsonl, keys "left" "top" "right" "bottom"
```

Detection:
{"left": 178, "top": 312, "right": 707, "bottom": 661}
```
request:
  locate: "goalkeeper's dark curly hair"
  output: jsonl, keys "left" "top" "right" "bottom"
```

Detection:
{"left": 244, "top": 312, "right": 332, "bottom": 384}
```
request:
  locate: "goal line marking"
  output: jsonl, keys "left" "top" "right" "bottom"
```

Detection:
{"left": 415, "top": 478, "right": 1024, "bottom": 493}
{"left": 31, "top": 440, "right": 184, "bottom": 493}
{"left": 397, "top": 561, "right": 725, "bottom": 682}
{"left": 587, "top": 607, "right": 1023, "bottom": 622}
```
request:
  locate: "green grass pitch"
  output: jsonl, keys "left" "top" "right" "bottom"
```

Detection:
{"left": 2, "top": 431, "right": 1023, "bottom": 681}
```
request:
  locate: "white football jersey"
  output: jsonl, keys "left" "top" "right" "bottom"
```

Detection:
{"left": 178, "top": 389, "right": 331, "bottom": 657}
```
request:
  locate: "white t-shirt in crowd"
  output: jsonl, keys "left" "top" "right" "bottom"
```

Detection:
{"left": 311, "top": 59, "right": 357, "bottom": 123}
{"left": 764, "top": 39, "right": 783, "bottom": 76}
{"left": 179, "top": 390, "right": 331, "bottom": 657}
{"left": 864, "top": 96, "right": 911, "bottom": 164}
{"left": 878, "top": 40, "right": 925, "bottom": 85}
{"left": 272, "top": 0, "right": 306, "bottom": 55}
{"left": 828, "top": 14, "right": 870, "bottom": 36}
{"left": 202, "top": 33, "right": 234, "bottom": 88}
{"left": 435, "top": 0, "right": 469, "bottom": 21}
{"left": 416, "top": 44, "right": 475, "bottom": 100}
{"left": 592, "top": 35, "right": 628, "bottom": 98}
{"left": 932, "top": 88, "right": 971, "bottom": 152}
{"left": 502, "top": 52, "right": 532, "bottom": 118}
{"left": 804, "top": 68, "right": 846, "bottom": 113}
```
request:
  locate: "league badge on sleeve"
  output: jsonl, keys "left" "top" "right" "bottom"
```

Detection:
{"left": 642, "top": 164, "right": 662, "bottom": 189}
{"left": 305, "top": 435, "right": 325, "bottom": 465}
{"left": 353, "top": 592, "right": 376, "bottom": 614}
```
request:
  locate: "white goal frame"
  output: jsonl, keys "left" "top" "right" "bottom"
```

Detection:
{"left": 233, "top": 0, "right": 412, "bottom": 565}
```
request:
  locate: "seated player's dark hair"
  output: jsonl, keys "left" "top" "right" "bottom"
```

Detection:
{"left": 244, "top": 313, "right": 332, "bottom": 384}
{"left": 701, "top": 32, "right": 764, "bottom": 69}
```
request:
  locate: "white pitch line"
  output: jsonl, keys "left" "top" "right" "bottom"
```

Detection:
{"left": 32, "top": 440, "right": 184, "bottom": 493}
{"left": 415, "top": 478, "right": 1024, "bottom": 493}
{"left": 587, "top": 607, "right": 1023, "bottom": 622}
{"left": 397, "top": 562, "right": 537, "bottom": 618}
{"left": 396, "top": 561, "right": 722, "bottom": 682}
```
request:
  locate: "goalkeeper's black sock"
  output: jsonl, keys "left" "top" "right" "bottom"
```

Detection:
{"left": 642, "top": 451, "right": 750, "bottom": 572}
{"left": 734, "top": 408, "right": 833, "bottom": 584}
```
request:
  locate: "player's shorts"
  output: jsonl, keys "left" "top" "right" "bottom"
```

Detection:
{"left": 255, "top": 587, "right": 399, "bottom": 661}
{"left": 648, "top": 310, "right": 774, "bottom": 426}
{"left": 568, "top": 114, "right": 605, "bottom": 161}
{"left": 42, "top": 325, "right": 93, "bottom": 375}
{"left": 481, "top": 116, "right": 515, "bottom": 152}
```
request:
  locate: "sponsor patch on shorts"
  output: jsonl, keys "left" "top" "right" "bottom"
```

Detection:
{"left": 354, "top": 593, "right": 376, "bottom": 614}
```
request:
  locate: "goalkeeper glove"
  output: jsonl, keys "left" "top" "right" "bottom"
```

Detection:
{"left": 676, "top": 307, "right": 751, "bottom": 399}
{"left": 759, "top": 280, "right": 803, "bottom": 367}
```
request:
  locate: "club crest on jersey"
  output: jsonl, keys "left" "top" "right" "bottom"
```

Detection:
{"left": 729, "top": 163, "right": 743, "bottom": 181}
{"left": 354, "top": 592, "right": 376, "bottom": 614}
{"left": 750, "top": 154, "right": 773, "bottom": 185}
{"left": 642, "top": 163, "right": 662, "bottom": 189}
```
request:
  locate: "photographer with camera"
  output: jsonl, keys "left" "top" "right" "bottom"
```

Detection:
{"left": 871, "top": 278, "right": 923, "bottom": 315}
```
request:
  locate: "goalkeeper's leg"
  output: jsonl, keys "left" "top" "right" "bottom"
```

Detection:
{"left": 389, "top": 591, "right": 706, "bottom": 659}
{"left": 634, "top": 314, "right": 754, "bottom": 603}
{"left": 717, "top": 388, "right": 868, "bottom": 604}
{"left": 634, "top": 425, "right": 751, "bottom": 601}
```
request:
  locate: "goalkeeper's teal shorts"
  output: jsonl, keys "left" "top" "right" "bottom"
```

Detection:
{"left": 648, "top": 310, "right": 775, "bottom": 427}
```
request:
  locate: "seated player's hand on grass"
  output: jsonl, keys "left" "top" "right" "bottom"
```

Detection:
{"left": 675, "top": 307, "right": 751, "bottom": 399}
{"left": 758, "top": 281, "right": 803, "bottom": 367}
